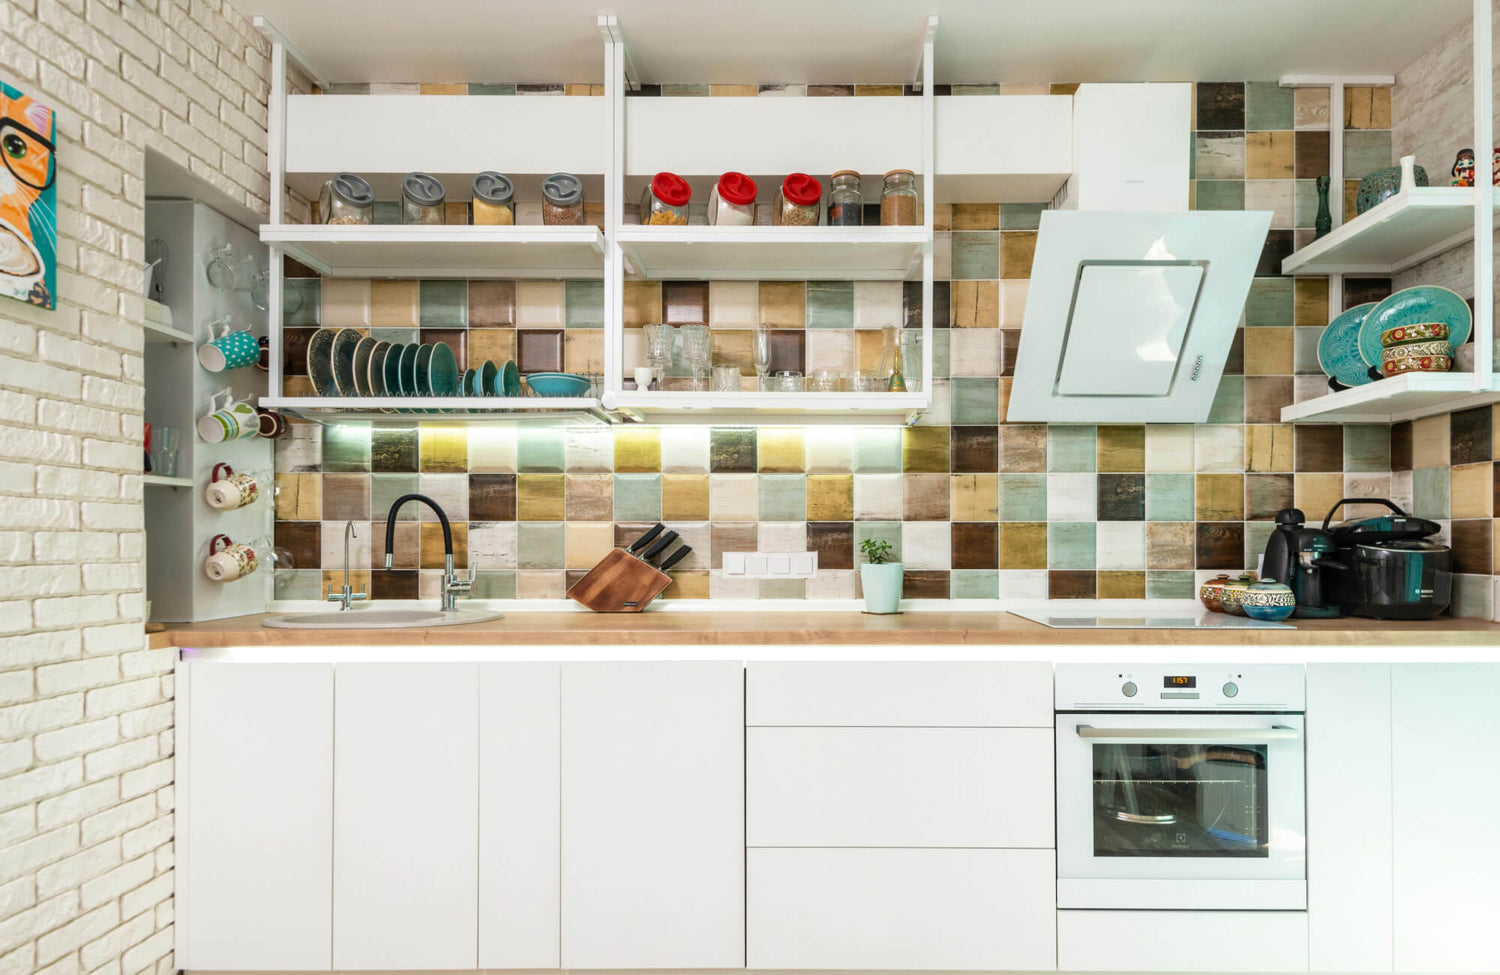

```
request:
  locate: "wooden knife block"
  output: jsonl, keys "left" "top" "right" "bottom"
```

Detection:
{"left": 567, "top": 548, "right": 673, "bottom": 612}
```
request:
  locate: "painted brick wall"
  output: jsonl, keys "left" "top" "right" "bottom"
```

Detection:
{"left": 0, "top": 1, "right": 272, "bottom": 973}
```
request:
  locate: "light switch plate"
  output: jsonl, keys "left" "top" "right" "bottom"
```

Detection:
{"left": 722, "top": 551, "right": 818, "bottom": 579}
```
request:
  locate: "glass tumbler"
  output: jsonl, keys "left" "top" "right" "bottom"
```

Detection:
{"left": 771, "top": 371, "right": 804, "bottom": 392}
{"left": 152, "top": 427, "right": 180, "bottom": 477}
{"left": 851, "top": 370, "right": 885, "bottom": 393}
{"left": 810, "top": 368, "right": 845, "bottom": 392}
{"left": 712, "top": 366, "right": 742, "bottom": 392}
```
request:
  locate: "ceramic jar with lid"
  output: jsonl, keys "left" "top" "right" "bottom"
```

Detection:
{"left": 880, "top": 169, "right": 919, "bottom": 225}
{"left": 318, "top": 172, "right": 374, "bottom": 225}
{"left": 401, "top": 172, "right": 446, "bottom": 224}
{"left": 1240, "top": 579, "right": 1296, "bottom": 622}
{"left": 541, "top": 172, "right": 584, "bottom": 225}
{"left": 1217, "top": 573, "right": 1260, "bottom": 617}
{"left": 706, "top": 171, "right": 757, "bottom": 226}
{"left": 471, "top": 171, "right": 515, "bottom": 226}
{"left": 773, "top": 173, "right": 822, "bottom": 226}
{"left": 640, "top": 172, "right": 691, "bottom": 225}
{"left": 827, "top": 170, "right": 864, "bottom": 226}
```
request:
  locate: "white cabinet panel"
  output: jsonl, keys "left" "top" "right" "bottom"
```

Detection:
{"left": 479, "top": 663, "right": 560, "bottom": 969}
{"left": 748, "top": 727, "right": 1053, "bottom": 847}
{"left": 181, "top": 662, "right": 333, "bottom": 971}
{"left": 749, "top": 848, "right": 1055, "bottom": 971}
{"left": 747, "top": 661, "right": 1052, "bottom": 726}
{"left": 561, "top": 662, "right": 744, "bottom": 969}
{"left": 333, "top": 664, "right": 478, "bottom": 970}
{"left": 1307, "top": 664, "right": 1393, "bottom": 973}
{"left": 1058, "top": 910, "right": 1308, "bottom": 972}
{"left": 1392, "top": 664, "right": 1500, "bottom": 973}
{"left": 1060, "top": 83, "right": 1190, "bottom": 211}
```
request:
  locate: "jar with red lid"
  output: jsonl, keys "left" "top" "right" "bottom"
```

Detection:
{"left": 640, "top": 172, "right": 691, "bottom": 225}
{"left": 773, "top": 173, "right": 822, "bottom": 226}
{"left": 706, "top": 171, "right": 757, "bottom": 226}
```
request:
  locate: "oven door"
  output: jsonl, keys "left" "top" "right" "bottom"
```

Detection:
{"left": 1056, "top": 711, "right": 1306, "bottom": 910}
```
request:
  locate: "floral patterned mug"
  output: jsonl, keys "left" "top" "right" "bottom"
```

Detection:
{"left": 204, "top": 534, "right": 258, "bottom": 582}
{"left": 204, "top": 462, "right": 259, "bottom": 510}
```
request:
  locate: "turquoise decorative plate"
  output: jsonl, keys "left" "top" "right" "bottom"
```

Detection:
{"left": 413, "top": 344, "right": 434, "bottom": 399}
{"left": 497, "top": 359, "right": 521, "bottom": 397}
{"left": 478, "top": 360, "right": 497, "bottom": 397}
{"left": 1318, "top": 302, "right": 1378, "bottom": 387}
{"left": 460, "top": 368, "right": 476, "bottom": 397}
{"left": 330, "top": 328, "right": 363, "bottom": 396}
{"left": 1361, "top": 285, "right": 1472, "bottom": 367}
{"left": 306, "top": 328, "right": 338, "bottom": 396}
{"left": 428, "top": 342, "right": 459, "bottom": 397}
{"left": 398, "top": 343, "right": 421, "bottom": 396}
{"left": 384, "top": 343, "right": 406, "bottom": 396}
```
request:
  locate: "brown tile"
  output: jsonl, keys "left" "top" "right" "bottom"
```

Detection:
{"left": 951, "top": 426, "right": 999, "bottom": 474}
{"left": 517, "top": 330, "right": 564, "bottom": 374}
{"left": 1146, "top": 522, "right": 1195, "bottom": 569}
{"left": 1048, "top": 570, "right": 1097, "bottom": 599}
{"left": 951, "top": 204, "right": 999, "bottom": 231}
{"left": 1000, "top": 425, "right": 1048, "bottom": 472}
{"left": 808, "top": 84, "right": 854, "bottom": 97}
{"left": 371, "top": 569, "right": 418, "bottom": 600}
{"left": 952, "top": 522, "right": 999, "bottom": 570}
{"left": 1000, "top": 522, "right": 1047, "bottom": 569}
{"left": 1344, "top": 277, "right": 1393, "bottom": 308}
{"left": 950, "top": 280, "right": 1000, "bottom": 328}
{"left": 275, "top": 522, "right": 321, "bottom": 571}
{"left": 1097, "top": 571, "right": 1146, "bottom": 599}
{"left": 902, "top": 426, "right": 950, "bottom": 473}
{"left": 1244, "top": 327, "right": 1293, "bottom": 375}
{"left": 469, "top": 473, "right": 516, "bottom": 521}
{"left": 1246, "top": 473, "right": 1295, "bottom": 520}
{"left": 1245, "top": 131, "right": 1294, "bottom": 179}
{"left": 999, "top": 231, "right": 1038, "bottom": 278}
{"left": 806, "top": 474, "right": 853, "bottom": 521}
{"left": 1450, "top": 519, "right": 1492, "bottom": 575}
{"left": 711, "top": 330, "right": 753, "bottom": 373}
{"left": 1196, "top": 522, "right": 1246, "bottom": 570}
{"left": 1196, "top": 473, "right": 1246, "bottom": 521}
{"left": 321, "top": 473, "right": 370, "bottom": 521}
{"left": 663, "top": 281, "right": 709, "bottom": 324}
{"left": 1097, "top": 474, "right": 1145, "bottom": 521}
{"left": 283, "top": 327, "right": 315, "bottom": 377}
{"left": 1294, "top": 278, "right": 1329, "bottom": 326}
{"left": 759, "top": 282, "right": 806, "bottom": 328}
{"left": 564, "top": 473, "right": 613, "bottom": 521}
{"left": 1000, "top": 329, "right": 1021, "bottom": 377}
{"left": 1451, "top": 405, "right": 1493, "bottom": 466}
{"left": 517, "top": 474, "right": 565, "bottom": 521}
{"left": 374, "top": 521, "right": 419, "bottom": 570}
{"left": 767, "top": 330, "right": 806, "bottom": 374}
{"left": 807, "top": 522, "right": 854, "bottom": 570}
{"left": 1391, "top": 421, "right": 1413, "bottom": 471}
{"left": 1294, "top": 130, "right": 1330, "bottom": 179}
{"left": 903, "top": 473, "right": 950, "bottom": 520}
{"left": 1343, "top": 86, "right": 1391, "bottom": 129}
{"left": 1295, "top": 426, "right": 1344, "bottom": 472}
{"left": 1495, "top": 462, "right": 1500, "bottom": 516}
{"left": 419, "top": 522, "right": 467, "bottom": 569}
{"left": 623, "top": 281, "right": 662, "bottom": 328}
{"left": 902, "top": 570, "right": 949, "bottom": 599}
{"left": 710, "top": 522, "right": 759, "bottom": 569}
{"left": 422, "top": 329, "right": 468, "bottom": 371}
{"left": 662, "top": 474, "right": 710, "bottom": 521}
{"left": 1245, "top": 376, "right": 1294, "bottom": 423}
{"left": 1097, "top": 426, "right": 1146, "bottom": 472}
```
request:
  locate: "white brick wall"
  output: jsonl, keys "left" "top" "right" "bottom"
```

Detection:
{"left": 1, "top": 1, "right": 277, "bottom": 973}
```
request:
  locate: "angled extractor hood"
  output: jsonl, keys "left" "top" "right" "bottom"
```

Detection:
{"left": 1007, "top": 210, "right": 1271, "bottom": 422}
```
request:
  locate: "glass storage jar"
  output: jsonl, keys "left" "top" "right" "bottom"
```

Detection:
{"left": 827, "top": 170, "right": 863, "bottom": 226}
{"left": 640, "top": 171, "right": 692, "bottom": 225}
{"left": 471, "top": 171, "right": 515, "bottom": 226}
{"left": 541, "top": 172, "right": 584, "bottom": 225}
{"left": 318, "top": 172, "right": 374, "bottom": 225}
{"left": 706, "top": 171, "right": 757, "bottom": 226}
{"left": 880, "top": 169, "right": 919, "bottom": 226}
{"left": 773, "top": 173, "right": 822, "bottom": 226}
{"left": 401, "top": 172, "right": 446, "bottom": 225}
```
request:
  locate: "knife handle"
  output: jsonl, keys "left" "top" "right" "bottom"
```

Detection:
{"left": 629, "top": 523, "right": 666, "bottom": 553}
{"left": 641, "top": 530, "right": 678, "bottom": 562}
{"left": 658, "top": 545, "right": 692, "bottom": 572}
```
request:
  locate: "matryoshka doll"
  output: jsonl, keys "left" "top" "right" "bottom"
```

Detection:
{"left": 1452, "top": 148, "right": 1476, "bottom": 187}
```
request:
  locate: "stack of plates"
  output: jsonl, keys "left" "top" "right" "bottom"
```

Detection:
{"left": 1381, "top": 320, "right": 1452, "bottom": 376}
{"left": 305, "top": 328, "right": 523, "bottom": 408}
{"left": 1318, "top": 285, "right": 1471, "bottom": 389}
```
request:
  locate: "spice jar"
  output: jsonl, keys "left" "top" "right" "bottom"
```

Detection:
{"left": 318, "top": 172, "right": 374, "bottom": 225}
{"left": 880, "top": 169, "right": 919, "bottom": 226}
{"left": 401, "top": 172, "right": 446, "bottom": 225}
{"left": 639, "top": 172, "right": 691, "bottom": 225}
{"left": 706, "top": 171, "right": 757, "bottom": 226}
{"left": 541, "top": 172, "right": 584, "bottom": 225}
{"left": 773, "top": 173, "right": 822, "bottom": 226}
{"left": 827, "top": 170, "right": 863, "bottom": 226}
{"left": 471, "top": 171, "right": 515, "bottom": 226}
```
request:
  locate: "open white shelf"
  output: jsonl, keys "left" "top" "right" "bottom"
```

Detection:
{"left": 1281, "top": 372, "right": 1500, "bottom": 423}
{"left": 617, "top": 226, "right": 929, "bottom": 281}
{"left": 1281, "top": 188, "right": 1497, "bottom": 276}
{"left": 143, "top": 298, "right": 192, "bottom": 343}
{"left": 259, "top": 225, "right": 606, "bottom": 279}
{"left": 607, "top": 390, "right": 930, "bottom": 424}
{"left": 262, "top": 396, "right": 614, "bottom": 424}
{"left": 143, "top": 474, "right": 194, "bottom": 488}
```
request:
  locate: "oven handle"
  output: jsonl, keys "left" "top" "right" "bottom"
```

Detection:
{"left": 1075, "top": 725, "right": 1301, "bottom": 742}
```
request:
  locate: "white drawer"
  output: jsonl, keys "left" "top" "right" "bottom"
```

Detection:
{"left": 749, "top": 847, "right": 1056, "bottom": 971}
{"left": 748, "top": 726, "right": 1053, "bottom": 848}
{"left": 746, "top": 661, "right": 1053, "bottom": 726}
{"left": 1058, "top": 910, "right": 1309, "bottom": 972}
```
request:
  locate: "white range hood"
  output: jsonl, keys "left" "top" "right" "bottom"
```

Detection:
{"left": 1006, "top": 209, "right": 1271, "bottom": 423}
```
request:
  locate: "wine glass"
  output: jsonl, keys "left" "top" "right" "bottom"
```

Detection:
{"left": 752, "top": 323, "right": 772, "bottom": 392}
{"left": 679, "top": 325, "right": 712, "bottom": 392}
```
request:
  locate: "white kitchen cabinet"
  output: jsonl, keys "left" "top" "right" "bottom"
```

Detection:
{"left": 1058, "top": 83, "right": 1189, "bottom": 211}
{"left": 1058, "top": 910, "right": 1308, "bottom": 972}
{"left": 746, "top": 661, "right": 1053, "bottom": 726}
{"left": 179, "top": 662, "right": 333, "bottom": 971}
{"left": 560, "top": 661, "right": 744, "bottom": 969}
{"left": 333, "top": 664, "right": 479, "bottom": 970}
{"left": 479, "top": 663, "right": 561, "bottom": 969}
{"left": 747, "top": 726, "right": 1053, "bottom": 848}
{"left": 1391, "top": 664, "right": 1500, "bottom": 973}
{"left": 749, "top": 848, "right": 1056, "bottom": 970}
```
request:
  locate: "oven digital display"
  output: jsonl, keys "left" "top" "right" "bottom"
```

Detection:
{"left": 1164, "top": 675, "right": 1197, "bottom": 688}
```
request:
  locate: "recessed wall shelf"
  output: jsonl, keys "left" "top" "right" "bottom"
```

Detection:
{"left": 258, "top": 225, "right": 606, "bottom": 279}
{"left": 1281, "top": 372, "right": 1500, "bottom": 423}
{"left": 1281, "top": 188, "right": 1498, "bottom": 276}
{"left": 616, "top": 226, "right": 930, "bottom": 281}
{"left": 143, "top": 298, "right": 193, "bottom": 344}
{"left": 260, "top": 396, "right": 615, "bottom": 424}
{"left": 144, "top": 474, "right": 194, "bottom": 488}
{"left": 606, "top": 391, "right": 930, "bottom": 425}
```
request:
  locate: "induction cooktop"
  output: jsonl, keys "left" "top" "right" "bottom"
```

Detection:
{"left": 1010, "top": 611, "right": 1293, "bottom": 630}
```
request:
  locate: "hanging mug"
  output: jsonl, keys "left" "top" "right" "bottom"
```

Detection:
{"left": 197, "top": 389, "right": 258, "bottom": 443}
{"left": 255, "top": 407, "right": 287, "bottom": 438}
{"left": 204, "top": 533, "right": 258, "bottom": 582}
{"left": 204, "top": 243, "right": 257, "bottom": 291}
{"left": 198, "top": 316, "right": 260, "bottom": 373}
{"left": 205, "top": 462, "right": 259, "bottom": 510}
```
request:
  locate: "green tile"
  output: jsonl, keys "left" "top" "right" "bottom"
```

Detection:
{"left": 1244, "top": 278, "right": 1293, "bottom": 327}
{"left": 758, "top": 474, "right": 807, "bottom": 521}
{"left": 1048, "top": 522, "right": 1097, "bottom": 570}
{"left": 1244, "top": 82, "right": 1294, "bottom": 130}
{"left": 853, "top": 428, "right": 903, "bottom": 473}
{"left": 1145, "top": 473, "right": 1196, "bottom": 521}
{"left": 1412, "top": 467, "right": 1449, "bottom": 518}
{"left": 951, "top": 377, "right": 1000, "bottom": 425}
{"left": 565, "top": 280, "right": 604, "bottom": 329}
{"left": 371, "top": 327, "right": 418, "bottom": 345}
{"left": 1344, "top": 130, "right": 1393, "bottom": 180}
{"left": 1207, "top": 376, "right": 1246, "bottom": 424}
{"left": 999, "top": 473, "right": 1047, "bottom": 521}
{"left": 284, "top": 279, "right": 321, "bottom": 326}
{"left": 419, "top": 280, "right": 468, "bottom": 328}
{"left": 662, "top": 83, "right": 710, "bottom": 96}
{"left": 1195, "top": 179, "right": 1246, "bottom": 211}
{"left": 854, "top": 521, "right": 903, "bottom": 562}
{"left": 950, "top": 569, "right": 999, "bottom": 599}
{"left": 371, "top": 427, "right": 419, "bottom": 473}
{"left": 1244, "top": 521, "right": 1275, "bottom": 566}
{"left": 273, "top": 569, "right": 321, "bottom": 599}
{"left": 372, "top": 473, "right": 421, "bottom": 520}
{"left": 806, "top": 281, "right": 854, "bottom": 329}
{"left": 1294, "top": 179, "right": 1320, "bottom": 230}
{"left": 929, "top": 329, "right": 951, "bottom": 378}
{"left": 1295, "top": 326, "right": 1323, "bottom": 375}
{"left": 517, "top": 522, "right": 564, "bottom": 569}
{"left": 760, "top": 578, "right": 806, "bottom": 599}
{"left": 373, "top": 201, "right": 401, "bottom": 225}
{"left": 950, "top": 231, "right": 1000, "bottom": 280}
{"left": 1343, "top": 424, "right": 1392, "bottom": 472}
{"left": 613, "top": 474, "right": 662, "bottom": 521}
{"left": 517, "top": 428, "right": 565, "bottom": 473}
{"left": 1452, "top": 573, "right": 1494, "bottom": 620}
{"left": 322, "top": 424, "right": 371, "bottom": 472}
{"left": 999, "top": 203, "right": 1045, "bottom": 230}
{"left": 1047, "top": 425, "right": 1096, "bottom": 472}
{"left": 470, "top": 570, "right": 517, "bottom": 598}
{"left": 468, "top": 83, "right": 515, "bottom": 95}
{"left": 1146, "top": 570, "right": 1196, "bottom": 599}
{"left": 951, "top": 84, "right": 1000, "bottom": 96}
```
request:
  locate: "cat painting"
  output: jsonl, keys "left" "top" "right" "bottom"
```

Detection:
{"left": 0, "top": 80, "right": 56, "bottom": 309}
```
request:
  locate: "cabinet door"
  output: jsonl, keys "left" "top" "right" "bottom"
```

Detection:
{"left": 479, "top": 663, "right": 560, "bottom": 969}
{"left": 181, "top": 662, "right": 333, "bottom": 971}
{"left": 1058, "top": 910, "right": 1307, "bottom": 972}
{"left": 1392, "top": 664, "right": 1500, "bottom": 972}
{"left": 333, "top": 664, "right": 479, "bottom": 970}
{"left": 561, "top": 661, "right": 744, "bottom": 968}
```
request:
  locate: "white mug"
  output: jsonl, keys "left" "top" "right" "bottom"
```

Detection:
{"left": 205, "top": 462, "right": 259, "bottom": 510}
{"left": 204, "top": 533, "right": 258, "bottom": 582}
{"left": 197, "top": 389, "right": 258, "bottom": 443}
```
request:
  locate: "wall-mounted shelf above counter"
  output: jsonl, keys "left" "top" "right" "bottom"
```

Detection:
{"left": 1281, "top": 188, "right": 1498, "bottom": 276}
{"left": 1281, "top": 372, "right": 1500, "bottom": 424}
{"left": 258, "top": 225, "right": 606, "bottom": 279}
{"left": 616, "top": 227, "right": 929, "bottom": 281}
{"left": 260, "top": 396, "right": 616, "bottom": 425}
{"left": 607, "top": 390, "right": 930, "bottom": 425}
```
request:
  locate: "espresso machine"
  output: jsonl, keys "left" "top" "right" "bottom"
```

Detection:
{"left": 1262, "top": 508, "right": 1343, "bottom": 618}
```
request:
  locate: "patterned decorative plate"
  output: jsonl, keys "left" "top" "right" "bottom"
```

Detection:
{"left": 384, "top": 343, "right": 406, "bottom": 396}
{"left": 352, "top": 336, "right": 377, "bottom": 397}
{"left": 413, "top": 344, "right": 434, "bottom": 398}
{"left": 1318, "top": 302, "right": 1378, "bottom": 388}
{"left": 306, "top": 328, "right": 338, "bottom": 396}
{"left": 330, "top": 328, "right": 363, "bottom": 396}
{"left": 1361, "top": 285, "right": 1471, "bottom": 367}
{"left": 367, "top": 341, "right": 392, "bottom": 397}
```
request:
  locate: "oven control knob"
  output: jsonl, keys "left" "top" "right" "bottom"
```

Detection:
{"left": 1222, "top": 681, "right": 1239, "bottom": 698}
{"left": 1121, "top": 681, "right": 1137, "bottom": 698}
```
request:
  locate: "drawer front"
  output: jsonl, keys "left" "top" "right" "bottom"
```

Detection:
{"left": 747, "top": 661, "right": 1053, "bottom": 726}
{"left": 748, "top": 727, "right": 1053, "bottom": 848}
{"left": 749, "top": 848, "right": 1057, "bottom": 971}
{"left": 1058, "top": 910, "right": 1309, "bottom": 972}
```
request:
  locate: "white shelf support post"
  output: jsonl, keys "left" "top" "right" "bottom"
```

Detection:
{"left": 600, "top": 17, "right": 625, "bottom": 410}
{"left": 266, "top": 37, "right": 287, "bottom": 398}
{"left": 1472, "top": 0, "right": 1494, "bottom": 389}
{"left": 920, "top": 16, "right": 937, "bottom": 419}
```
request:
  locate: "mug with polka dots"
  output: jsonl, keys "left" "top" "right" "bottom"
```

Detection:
{"left": 198, "top": 316, "right": 259, "bottom": 373}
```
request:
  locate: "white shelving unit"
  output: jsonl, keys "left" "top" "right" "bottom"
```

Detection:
{"left": 260, "top": 225, "right": 605, "bottom": 279}
{"left": 615, "top": 227, "right": 928, "bottom": 281}
{"left": 1281, "top": 188, "right": 1497, "bottom": 276}
{"left": 260, "top": 396, "right": 612, "bottom": 425}
{"left": 609, "top": 391, "right": 929, "bottom": 425}
{"left": 1282, "top": 372, "right": 1500, "bottom": 423}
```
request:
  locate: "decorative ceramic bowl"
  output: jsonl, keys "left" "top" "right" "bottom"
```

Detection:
{"left": 1383, "top": 354, "right": 1452, "bottom": 376}
{"left": 1382, "top": 340, "right": 1453, "bottom": 363}
{"left": 1214, "top": 573, "right": 1259, "bottom": 617}
{"left": 1240, "top": 580, "right": 1296, "bottom": 622}
{"left": 1381, "top": 321, "right": 1450, "bottom": 347}
{"left": 525, "top": 372, "right": 591, "bottom": 397}
{"left": 1356, "top": 163, "right": 1429, "bottom": 214}
{"left": 1199, "top": 574, "right": 1233, "bottom": 613}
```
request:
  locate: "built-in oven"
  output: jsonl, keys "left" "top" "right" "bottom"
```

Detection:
{"left": 1055, "top": 663, "right": 1306, "bottom": 910}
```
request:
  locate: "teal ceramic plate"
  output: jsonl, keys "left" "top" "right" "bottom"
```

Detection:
{"left": 460, "top": 368, "right": 476, "bottom": 397}
{"left": 398, "top": 343, "right": 421, "bottom": 396}
{"left": 479, "top": 360, "right": 498, "bottom": 397}
{"left": 496, "top": 359, "right": 521, "bottom": 397}
{"left": 352, "top": 336, "right": 377, "bottom": 397}
{"left": 384, "top": 343, "right": 406, "bottom": 396}
{"left": 1361, "top": 285, "right": 1472, "bottom": 366}
{"left": 367, "top": 341, "right": 391, "bottom": 397}
{"left": 306, "top": 328, "right": 338, "bottom": 396}
{"left": 414, "top": 344, "right": 434, "bottom": 400}
{"left": 330, "top": 328, "right": 363, "bottom": 396}
{"left": 428, "top": 342, "right": 459, "bottom": 397}
{"left": 1319, "top": 302, "right": 1378, "bottom": 388}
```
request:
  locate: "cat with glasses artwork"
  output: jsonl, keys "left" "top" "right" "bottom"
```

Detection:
{"left": 0, "top": 80, "right": 57, "bottom": 310}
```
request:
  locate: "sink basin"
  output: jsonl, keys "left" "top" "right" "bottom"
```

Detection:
{"left": 262, "top": 608, "right": 504, "bottom": 629}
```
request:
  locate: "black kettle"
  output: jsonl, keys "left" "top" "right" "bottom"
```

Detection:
{"left": 1262, "top": 508, "right": 1343, "bottom": 618}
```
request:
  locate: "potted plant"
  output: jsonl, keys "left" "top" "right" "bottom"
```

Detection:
{"left": 858, "top": 538, "right": 903, "bottom": 615}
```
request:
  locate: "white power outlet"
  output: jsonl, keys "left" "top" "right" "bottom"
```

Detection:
{"left": 722, "top": 551, "right": 818, "bottom": 579}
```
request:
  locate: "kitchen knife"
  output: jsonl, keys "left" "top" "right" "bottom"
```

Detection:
{"left": 628, "top": 523, "right": 666, "bottom": 555}
{"left": 640, "top": 530, "right": 678, "bottom": 563}
{"left": 657, "top": 544, "right": 692, "bottom": 572}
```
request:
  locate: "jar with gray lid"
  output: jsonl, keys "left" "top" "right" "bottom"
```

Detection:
{"left": 401, "top": 172, "right": 446, "bottom": 225}
{"left": 471, "top": 171, "right": 515, "bottom": 226}
{"left": 318, "top": 173, "right": 374, "bottom": 225}
{"left": 541, "top": 172, "right": 584, "bottom": 225}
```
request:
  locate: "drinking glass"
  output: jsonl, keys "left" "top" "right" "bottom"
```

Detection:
{"left": 679, "top": 324, "right": 712, "bottom": 392}
{"left": 152, "top": 427, "right": 180, "bottom": 477}
{"left": 643, "top": 323, "right": 675, "bottom": 386}
{"left": 712, "top": 366, "right": 742, "bottom": 392}
{"left": 810, "top": 368, "right": 845, "bottom": 392}
{"left": 771, "top": 370, "right": 804, "bottom": 392}
{"left": 851, "top": 370, "right": 884, "bottom": 393}
{"left": 752, "top": 323, "right": 772, "bottom": 391}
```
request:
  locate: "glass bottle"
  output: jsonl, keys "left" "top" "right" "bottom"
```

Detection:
{"left": 880, "top": 169, "right": 919, "bottom": 226}
{"left": 877, "top": 325, "right": 907, "bottom": 392}
{"left": 827, "top": 171, "right": 863, "bottom": 226}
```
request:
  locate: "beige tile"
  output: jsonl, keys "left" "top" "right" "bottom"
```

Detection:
{"left": 999, "top": 280, "right": 1029, "bottom": 328}
{"left": 950, "top": 473, "right": 1000, "bottom": 521}
{"left": 1451, "top": 462, "right": 1494, "bottom": 519}
{"left": 709, "top": 281, "right": 758, "bottom": 327}
{"left": 371, "top": 280, "right": 418, "bottom": 328}
{"left": 1245, "top": 131, "right": 1294, "bottom": 179}
{"left": 853, "top": 282, "right": 903, "bottom": 329}
{"left": 950, "top": 329, "right": 1003, "bottom": 376}
{"left": 1195, "top": 425, "right": 1245, "bottom": 473}
{"left": 1246, "top": 424, "right": 1295, "bottom": 472}
{"left": 1245, "top": 180, "right": 1294, "bottom": 229}
{"left": 805, "top": 329, "right": 853, "bottom": 373}
{"left": 951, "top": 280, "right": 1000, "bottom": 328}
{"left": 563, "top": 331, "right": 604, "bottom": 375}
{"left": 951, "top": 204, "right": 999, "bottom": 230}
{"left": 1295, "top": 472, "right": 1345, "bottom": 519}
{"left": 759, "top": 281, "right": 806, "bottom": 328}
{"left": 709, "top": 473, "right": 758, "bottom": 521}
{"left": 1145, "top": 425, "right": 1196, "bottom": 471}
{"left": 322, "top": 278, "right": 371, "bottom": 326}
{"left": 1244, "top": 327, "right": 1294, "bottom": 375}
{"left": 467, "top": 427, "right": 517, "bottom": 472}
{"left": 710, "top": 84, "right": 758, "bottom": 97}
{"left": 565, "top": 522, "right": 615, "bottom": 569}
{"left": 1294, "top": 87, "right": 1331, "bottom": 130}
{"left": 1344, "top": 86, "right": 1391, "bottom": 129}
{"left": 420, "top": 82, "right": 466, "bottom": 95}
{"left": 1410, "top": 413, "right": 1451, "bottom": 470}
{"left": 624, "top": 280, "right": 663, "bottom": 328}
{"left": 516, "top": 280, "right": 565, "bottom": 328}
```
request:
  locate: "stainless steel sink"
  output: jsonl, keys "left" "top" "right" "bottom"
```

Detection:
{"left": 262, "top": 608, "right": 504, "bottom": 629}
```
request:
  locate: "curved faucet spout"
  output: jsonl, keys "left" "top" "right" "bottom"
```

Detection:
{"left": 383, "top": 493, "right": 453, "bottom": 571}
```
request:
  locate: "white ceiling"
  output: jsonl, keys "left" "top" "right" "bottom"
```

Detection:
{"left": 249, "top": 0, "right": 1473, "bottom": 87}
